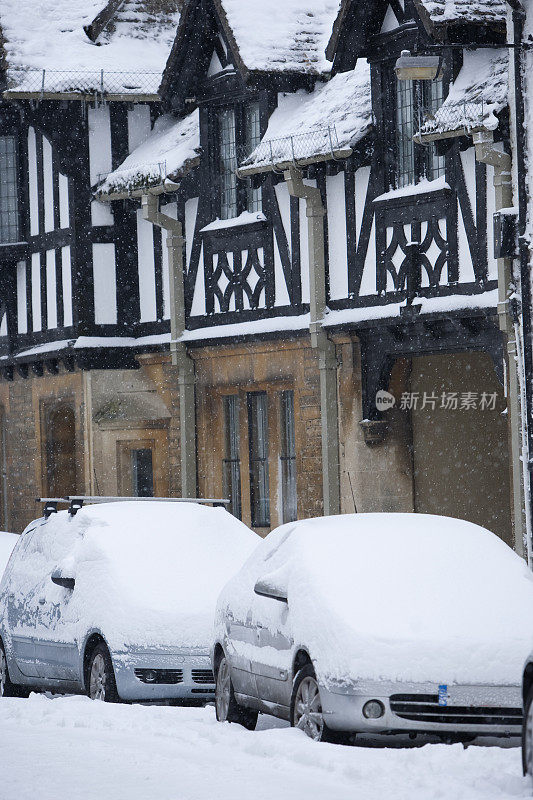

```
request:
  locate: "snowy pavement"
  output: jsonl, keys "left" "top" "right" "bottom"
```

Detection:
{"left": 0, "top": 695, "right": 530, "bottom": 800}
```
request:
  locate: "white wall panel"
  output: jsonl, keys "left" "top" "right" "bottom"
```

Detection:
{"left": 59, "top": 173, "right": 70, "bottom": 229}
{"left": 43, "top": 136, "right": 54, "bottom": 232}
{"left": 128, "top": 105, "right": 152, "bottom": 152}
{"left": 16, "top": 261, "right": 27, "bottom": 334}
{"left": 61, "top": 246, "right": 73, "bottom": 327}
{"left": 92, "top": 243, "right": 117, "bottom": 324}
{"left": 327, "top": 173, "right": 348, "bottom": 300}
{"left": 31, "top": 253, "right": 41, "bottom": 331}
{"left": 88, "top": 106, "right": 114, "bottom": 226}
{"left": 46, "top": 249, "right": 57, "bottom": 329}
{"left": 136, "top": 209, "right": 157, "bottom": 322}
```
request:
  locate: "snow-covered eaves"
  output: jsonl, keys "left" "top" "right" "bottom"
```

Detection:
{"left": 414, "top": 0, "right": 506, "bottom": 33}
{"left": 0, "top": 0, "right": 181, "bottom": 99}
{"left": 238, "top": 61, "right": 372, "bottom": 175}
{"left": 96, "top": 110, "right": 200, "bottom": 199}
{"left": 415, "top": 50, "right": 508, "bottom": 142}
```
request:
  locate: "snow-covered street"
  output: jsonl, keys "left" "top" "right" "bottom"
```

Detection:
{"left": 0, "top": 694, "right": 529, "bottom": 800}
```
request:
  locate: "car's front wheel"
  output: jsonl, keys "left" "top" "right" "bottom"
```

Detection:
{"left": 0, "top": 640, "right": 28, "bottom": 698}
{"left": 523, "top": 686, "right": 533, "bottom": 776}
{"left": 215, "top": 656, "right": 257, "bottom": 730}
{"left": 290, "top": 664, "right": 329, "bottom": 742}
{"left": 87, "top": 643, "right": 118, "bottom": 702}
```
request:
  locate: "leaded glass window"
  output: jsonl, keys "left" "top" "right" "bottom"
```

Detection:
{"left": 280, "top": 390, "right": 297, "bottom": 523}
{"left": 396, "top": 79, "right": 415, "bottom": 188}
{"left": 245, "top": 102, "right": 262, "bottom": 213}
{"left": 248, "top": 392, "right": 270, "bottom": 527}
{"left": 223, "top": 394, "right": 242, "bottom": 519}
{"left": 218, "top": 108, "right": 237, "bottom": 219}
{"left": 0, "top": 136, "right": 19, "bottom": 244}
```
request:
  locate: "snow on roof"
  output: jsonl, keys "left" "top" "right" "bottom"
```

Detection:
{"left": 0, "top": 0, "right": 181, "bottom": 97}
{"left": 215, "top": 0, "right": 341, "bottom": 76}
{"left": 239, "top": 61, "right": 372, "bottom": 174}
{"left": 416, "top": 50, "right": 508, "bottom": 140}
{"left": 414, "top": 0, "right": 506, "bottom": 27}
{"left": 97, "top": 110, "right": 200, "bottom": 197}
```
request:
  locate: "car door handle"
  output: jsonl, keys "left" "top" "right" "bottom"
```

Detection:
{"left": 38, "top": 597, "right": 46, "bottom": 605}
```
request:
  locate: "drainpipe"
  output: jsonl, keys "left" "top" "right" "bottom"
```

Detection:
{"left": 141, "top": 194, "right": 196, "bottom": 499}
{"left": 473, "top": 130, "right": 525, "bottom": 556}
{"left": 283, "top": 165, "right": 340, "bottom": 516}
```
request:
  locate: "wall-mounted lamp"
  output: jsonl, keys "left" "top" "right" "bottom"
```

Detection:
{"left": 395, "top": 50, "right": 442, "bottom": 80}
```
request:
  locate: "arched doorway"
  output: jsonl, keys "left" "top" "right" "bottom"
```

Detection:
{"left": 45, "top": 404, "right": 77, "bottom": 498}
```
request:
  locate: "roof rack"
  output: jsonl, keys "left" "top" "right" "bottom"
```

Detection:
{"left": 37, "top": 496, "right": 230, "bottom": 518}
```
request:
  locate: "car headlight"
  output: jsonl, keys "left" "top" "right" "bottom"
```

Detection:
{"left": 362, "top": 700, "right": 385, "bottom": 719}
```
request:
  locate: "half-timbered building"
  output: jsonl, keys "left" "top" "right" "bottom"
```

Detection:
{"left": 0, "top": 0, "right": 525, "bottom": 554}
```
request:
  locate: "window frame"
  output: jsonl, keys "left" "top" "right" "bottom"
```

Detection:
{"left": 0, "top": 128, "right": 26, "bottom": 247}
{"left": 223, "top": 394, "right": 242, "bottom": 519}
{"left": 247, "top": 391, "right": 270, "bottom": 528}
{"left": 279, "top": 390, "right": 297, "bottom": 524}
{"left": 211, "top": 99, "right": 263, "bottom": 220}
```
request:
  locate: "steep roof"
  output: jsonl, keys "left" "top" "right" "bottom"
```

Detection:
{"left": 161, "top": 0, "right": 342, "bottom": 100}
{"left": 96, "top": 109, "right": 200, "bottom": 198}
{"left": 215, "top": 0, "right": 341, "bottom": 76}
{"left": 414, "top": 0, "right": 506, "bottom": 30}
{"left": 0, "top": 0, "right": 181, "bottom": 98}
{"left": 238, "top": 61, "right": 372, "bottom": 174}
{"left": 416, "top": 49, "right": 508, "bottom": 141}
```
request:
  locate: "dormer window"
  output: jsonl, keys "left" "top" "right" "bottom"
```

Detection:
{"left": 217, "top": 101, "right": 262, "bottom": 220}
{"left": 0, "top": 136, "right": 20, "bottom": 243}
{"left": 395, "top": 77, "right": 445, "bottom": 188}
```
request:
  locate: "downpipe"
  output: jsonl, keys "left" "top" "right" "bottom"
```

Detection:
{"left": 283, "top": 166, "right": 340, "bottom": 515}
{"left": 141, "top": 193, "right": 196, "bottom": 498}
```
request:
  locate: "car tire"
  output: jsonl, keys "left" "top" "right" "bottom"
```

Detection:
{"left": 523, "top": 685, "right": 533, "bottom": 776}
{"left": 290, "top": 663, "right": 334, "bottom": 742}
{"left": 215, "top": 656, "right": 257, "bottom": 730}
{"left": 87, "top": 643, "right": 119, "bottom": 702}
{"left": 0, "top": 640, "right": 29, "bottom": 698}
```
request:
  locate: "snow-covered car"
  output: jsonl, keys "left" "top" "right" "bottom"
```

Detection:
{"left": 213, "top": 513, "right": 533, "bottom": 742}
{"left": 0, "top": 501, "right": 258, "bottom": 702}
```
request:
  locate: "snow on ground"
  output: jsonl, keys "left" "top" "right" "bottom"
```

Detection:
{"left": 0, "top": 694, "right": 529, "bottom": 800}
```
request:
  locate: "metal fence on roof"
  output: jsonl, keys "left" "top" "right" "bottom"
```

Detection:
{"left": 238, "top": 126, "right": 347, "bottom": 172}
{"left": 417, "top": 99, "right": 488, "bottom": 138}
{"left": 3, "top": 68, "right": 162, "bottom": 99}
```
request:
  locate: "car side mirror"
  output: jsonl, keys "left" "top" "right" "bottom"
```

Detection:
{"left": 254, "top": 577, "right": 288, "bottom": 603}
{"left": 51, "top": 570, "right": 75, "bottom": 591}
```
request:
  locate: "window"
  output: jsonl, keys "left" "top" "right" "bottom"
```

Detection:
{"left": 0, "top": 136, "right": 19, "bottom": 243}
{"left": 223, "top": 395, "right": 242, "bottom": 519}
{"left": 217, "top": 101, "right": 262, "bottom": 219}
{"left": 248, "top": 392, "right": 270, "bottom": 527}
{"left": 218, "top": 108, "right": 238, "bottom": 220}
{"left": 280, "top": 390, "right": 297, "bottom": 523}
{"left": 131, "top": 448, "right": 154, "bottom": 497}
{"left": 395, "top": 77, "right": 445, "bottom": 187}
{"left": 245, "top": 103, "right": 262, "bottom": 213}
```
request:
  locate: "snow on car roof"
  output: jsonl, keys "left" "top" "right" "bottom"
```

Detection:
{"left": 222, "top": 513, "right": 533, "bottom": 686}
{"left": 20, "top": 501, "right": 258, "bottom": 650}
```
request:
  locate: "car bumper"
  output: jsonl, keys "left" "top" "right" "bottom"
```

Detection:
{"left": 112, "top": 649, "right": 215, "bottom": 702}
{"left": 320, "top": 679, "right": 522, "bottom": 736}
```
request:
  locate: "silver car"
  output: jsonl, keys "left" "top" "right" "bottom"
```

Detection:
{"left": 213, "top": 513, "right": 533, "bottom": 742}
{"left": 0, "top": 500, "right": 257, "bottom": 702}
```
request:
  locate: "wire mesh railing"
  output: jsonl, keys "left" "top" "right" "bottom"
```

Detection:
{"left": 2, "top": 68, "right": 162, "bottom": 98}
{"left": 238, "top": 126, "right": 349, "bottom": 172}
{"left": 417, "top": 98, "right": 489, "bottom": 138}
